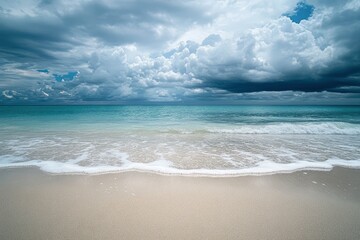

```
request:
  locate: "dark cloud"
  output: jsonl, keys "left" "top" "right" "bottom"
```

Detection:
{"left": 203, "top": 78, "right": 360, "bottom": 93}
{"left": 186, "top": 6, "right": 360, "bottom": 96}
{"left": 0, "top": 0, "right": 212, "bottom": 63}
{"left": 0, "top": 14, "right": 74, "bottom": 62}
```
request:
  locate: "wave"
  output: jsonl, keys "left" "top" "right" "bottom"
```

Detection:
{"left": 0, "top": 157, "right": 359, "bottom": 176}
{"left": 206, "top": 122, "right": 360, "bottom": 135}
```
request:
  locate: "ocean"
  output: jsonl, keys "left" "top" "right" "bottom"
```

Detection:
{"left": 1, "top": 105, "right": 360, "bottom": 176}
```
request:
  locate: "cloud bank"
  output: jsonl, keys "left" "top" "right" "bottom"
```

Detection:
{"left": 1, "top": 0, "right": 360, "bottom": 104}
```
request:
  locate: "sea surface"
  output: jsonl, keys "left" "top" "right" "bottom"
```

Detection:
{"left": 1, "top": 105, "right": 360, "bottom": 176}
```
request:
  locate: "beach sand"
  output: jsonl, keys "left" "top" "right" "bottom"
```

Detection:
{"left": 0, "top": 167, "right": 360, "bottom": 240}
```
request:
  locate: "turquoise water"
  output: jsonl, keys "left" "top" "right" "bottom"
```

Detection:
{"left": 1, "top": 105, "right": 360, "bottom": 175}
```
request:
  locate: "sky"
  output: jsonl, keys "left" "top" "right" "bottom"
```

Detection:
{"left": 0, "top": 0, "right": 360, "bottom": 105}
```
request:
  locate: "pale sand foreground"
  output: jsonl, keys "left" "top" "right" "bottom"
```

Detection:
{"left": 0, "top": 168, "right": 360, "bottom": 240}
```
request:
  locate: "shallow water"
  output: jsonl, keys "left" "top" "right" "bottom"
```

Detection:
{"left": 1, "top": 105, "right": 360, "bottom": 175}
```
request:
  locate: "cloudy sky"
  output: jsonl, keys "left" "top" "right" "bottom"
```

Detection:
{"left": 1, "top": 0, "right": 360, "bottom": 105}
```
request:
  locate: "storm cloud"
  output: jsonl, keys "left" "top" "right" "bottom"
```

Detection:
{"left": 1, "top": 0, "right": 360, "bottom": 104}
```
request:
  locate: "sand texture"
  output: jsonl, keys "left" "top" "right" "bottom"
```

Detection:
{"left": 0, "top": 167, "right": 360, "bottom": 240}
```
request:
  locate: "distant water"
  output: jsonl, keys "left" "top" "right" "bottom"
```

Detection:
{"left": 1, "top": 105, "right": 360, "bottom": 176}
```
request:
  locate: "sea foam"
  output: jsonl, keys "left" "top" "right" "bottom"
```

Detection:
{"left": 207, "top": 122, "right": 360, "bottom": 135}
{"left": 1, "top": 156, "right": 360, "bottom": 176}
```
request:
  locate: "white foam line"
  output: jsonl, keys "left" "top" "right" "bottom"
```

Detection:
{"left": 0, "top": 158, "right": 360, "bottom": 177}
{"left": 207, "top": 122, "right": 360, "bottom": 135}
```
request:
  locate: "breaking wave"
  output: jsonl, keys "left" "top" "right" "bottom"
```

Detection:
{"left": 206, "top": 122, "right": 360, "bottom": 135}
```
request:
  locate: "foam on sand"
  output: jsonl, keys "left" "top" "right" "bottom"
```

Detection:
{"left": 0, "top": 156, "right": 359, "bottom": 176}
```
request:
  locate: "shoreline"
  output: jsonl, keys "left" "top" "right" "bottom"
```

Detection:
{"left": 1, "top": 167, "right": 360, "bottom": 239}
{"left": 1, "top": 159, "right": 360, "bottom": 177}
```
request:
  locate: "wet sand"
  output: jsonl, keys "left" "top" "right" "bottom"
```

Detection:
{"left": 0, "top": 167, "right": 360, "bottom": 240}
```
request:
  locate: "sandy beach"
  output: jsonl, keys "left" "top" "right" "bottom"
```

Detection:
{"left": 0, "top": 167, "right": 359, "bottom": 240}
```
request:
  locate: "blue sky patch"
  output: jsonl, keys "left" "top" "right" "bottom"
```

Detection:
{"left": 53, "top": 71, "right": 79, "bottom": 82}
{"left": 286, "top": 2, "right": 314, "bottom": 23}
